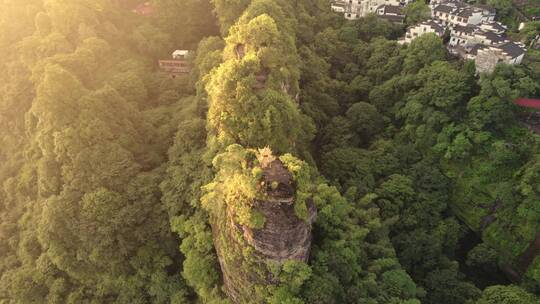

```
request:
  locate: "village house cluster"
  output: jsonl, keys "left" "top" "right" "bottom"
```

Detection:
{"left": 400, "top": 0, "right": 527, "bottom": 73}
{"left": 331, "top": 0, "right": 528, "bottom": 73}
{"left": 331, "top": 0, "right": 411, "bottom": 22}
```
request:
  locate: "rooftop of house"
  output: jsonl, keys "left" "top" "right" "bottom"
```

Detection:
{"left": 478, "top": 31, "right": 507, "bottom": 44}
{"left": 480, "top": 21, "right": 507, "bottom": 32}
{"left": 433, "top": 1, "right": 491, "bottom": 18}
{"left": 457, "top": 7, "right": 476, "bottom": 17}
{"left": 425, "top": 20, "right": 446, "bottom": 34}
{"left": 333, "top": 0, "right": 356, "bottom": 7}
{"left": 434, "top": 4, "right": 454, "bottom": 14}
{"left": 173, "top": 50, "right": 189, "bottom": 57}
{"left": 379, "top": 5, "right": 404, "bottom": 15}
{"left": 499, "top": 42, "right": 526, "bottom": 58}
{"left": 331, "top": 2, "right": 347, "bottom": 8}
{"left": 514, "top": 98, "right": 540, "bottom": 109}
{"left": 469, "top": 43, "right": 488, "bottom": 55}
{"left": 432, "top": 0, "right": 462, "bottom": 5}
{"left": 475, "top": 4, "right": 496, "bottom": 14}
{"left": 452, "top": 24, "right": 478, "bottom": 34}
{"left": 158, "top": 59, "right": 191, "bottom": 74}
{"left": 406, "top": 20, "right": 445, "bottom": 36}
{"left": 406, "top": 0, "right": 527, "bottom": 65}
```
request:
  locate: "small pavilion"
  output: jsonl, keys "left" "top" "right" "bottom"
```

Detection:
{"left": 514, "top": 98, "right": 540, "bottom": 133}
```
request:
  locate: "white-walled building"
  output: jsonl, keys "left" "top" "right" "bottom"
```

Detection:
{"left": 400, "top": 20, "right": 445, "bottom": 44}
{"left": 449, "top": 24, "right": 478, "bottom": 46}
{"left": 172, "top": 50, "right": 190, "bottom": 60}
{"left": 479, "top": 21, "right": 507, "bottom": 34}
{"left": 331, "top": 1, "right": 347, "bottom": 13}
{"left": 429, "top": 0, "right": 495, "bottom": 22}
{"left": 474, "top": 42, "right": 526, "bottom": 73}
{"left": 475, "top": 5, "right": 496, "bottom": 22}
{"left": 330, "top": 0, "right": 526, "bottom": 74}
{"left": 432, "top": 3, "right": 484, "bottom": 26}
{"left": 400, "top": 0, "right": 526, "bottom": 73}
{"left": 376, "top": 5, "right": 406, "bottom": 23}
{"left": 473, "top": 30, "right": 508, "bottom": 45}
{"left": 448, "top": 25, "right": 508, "bottom": 47}
{"left": 331, "top": 0, "right": 406, "bottom": 20}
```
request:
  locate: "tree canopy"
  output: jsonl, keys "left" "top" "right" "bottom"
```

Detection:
{"left": 0, "top": 0, "right": 539, "bottom": 303}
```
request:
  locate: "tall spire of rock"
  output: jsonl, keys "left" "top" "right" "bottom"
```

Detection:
{"left": 202, "top": 1, "right": 318, "bottom": 302}
{"left": 202, "top": 146, "right": 316, "bottom": 303}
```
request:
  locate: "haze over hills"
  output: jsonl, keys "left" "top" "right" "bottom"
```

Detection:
{"left": 0, "top": 0, "right": 539, "bottom": 303}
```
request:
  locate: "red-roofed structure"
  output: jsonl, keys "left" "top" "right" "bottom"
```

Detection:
{"left": 515, "top": 98, "right": 540, "bottom": 133}
{"left": 514, "top": 98, "right": 540, "bottom": 109}
{"left": 158, "top": 60, "right": 191, "bottom": 77}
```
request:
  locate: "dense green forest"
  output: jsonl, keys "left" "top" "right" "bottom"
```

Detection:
{"left": 0, "top": 0, "right": 539, "bottom": 303}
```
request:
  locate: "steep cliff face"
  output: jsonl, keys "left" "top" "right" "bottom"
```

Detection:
{"left": 241, "top": 159, "right": 317, "bottom": 262}
{"left": 202, "top": 147, "right": 316, "bottom": 303}
{"left": 201, "top": 0, "right": 320, "bottom": 301}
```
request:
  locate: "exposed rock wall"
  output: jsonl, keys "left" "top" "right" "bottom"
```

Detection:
{"left": 242, "top": 160, "right": 316, "bottom": 262}
{"left": 210, "top": 156, "right": 316, "bottom": 303}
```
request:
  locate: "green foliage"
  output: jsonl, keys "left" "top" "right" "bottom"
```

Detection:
{"left": 154, "top": 0, "right": 218, "bottom": 48}
{"left": 211, "top": 0, "right": 251, "bottom": 34}
{"left": 486, "top": 0, "right": 518, "bottom": 29}
{"left": 400, "top": 61, "right": 471, "bottom": 148}
{"left": 2, "top": 1, "right": 540, "bottom": 304}
{"left": 520, "top": 21, "right": 540, "bottom": 46}
{"left": 381, "top": 269, "right": 417, "bottom": 299}
{"left": 0, "top": 1, "right": 221, "bottom": 302}
{"left": 403, "top": 1, "right": 431, "bottom": 26}
{"left": 303, "top": 182, "right": 418, "bottom": 304}
{"left": 475, "top": 285, "right": 539, "bottom": 304}
{"left": 424, "top": 263, "right": 481, "bottom": 303}
{"left": 467, "top": 243, "right": 499, "bottom": 268}
{"left": 202, "top": 144, "right": 265, "bottom": 228}
{"left": 131, "top": 22, "right": 172, "bottom": 58}
{"left": 346, "top": 102, "right": 385, "bottom": 144}
{"left": 205, "top": 9, "right": 315, "bottom": 154}
{"left": 279, "top": 153, "right": 314, "bottom": 220}
{"left": 321, "top": 147, "right": 375, "bottom": 194}
{"left": 357, "top": 14, "right": 404, "bottom": 42}
{"left": 268, "top": 260, "right": 312, "bottom": 304}
{"left": 403, "top": 34, "right": 446, "bottom": 73}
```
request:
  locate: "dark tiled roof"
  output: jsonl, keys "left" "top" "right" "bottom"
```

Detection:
{"left": 480, "top": 31, "right": 507, "bottom": 43}
{"left": 457, "top": 8, "right": 475, "bottom": 17}
{"left": 454, "top": 2, "right": 469, "bottom": 9}
{"left": 469, "top": 43, "right": 487, "bottom": 55}
{"left": 475, "top": 4, "right": 496, "bottom": 14}
{"left": 452, "top": 24, "right": 477, "bottom": 34}
{"left": 383, "top": 5, "right": 403, "bottom": 15}
{"left": 499, "top": 42, "right": 526, "bottom": 58}
{"left": 436, "top": 0, "right": 459, "bottom": 4}
{"left": 434, "top": 4, "right": 453, "bottom": 13}
{"left": 486, "top": 22, "right": 507, "bottom": 32}
{"left": 426, "top": 20, "right": 445, "bottom": 34}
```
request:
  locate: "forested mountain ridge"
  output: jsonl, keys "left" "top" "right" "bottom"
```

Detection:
{"left": 0, "top": 0, "right": 539, "bottom": 304}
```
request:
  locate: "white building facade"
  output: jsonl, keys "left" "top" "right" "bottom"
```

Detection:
{"left": 400, "top": 20, "right": 445, "bottom": 44}
{"left": 331, "top": 0, "right": 407, "bottom": 19}
{"left": 400, "top": 0, "right": 526, "bottom": 73}
{"left": 474, "top": 42, "right": 526, "bottom": 73}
